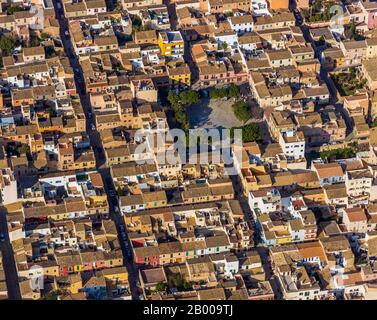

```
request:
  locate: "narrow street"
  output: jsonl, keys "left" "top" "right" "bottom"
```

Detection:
{"left": 0, "top": 207, "right": 21, "bottom": 300}
{"left": 52, "top": 0, "right": 140, "bottom": 299}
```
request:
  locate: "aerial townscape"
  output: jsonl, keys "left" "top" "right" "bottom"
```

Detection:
{"left": 3, "top": 0, "right": 377, "bottom": 303}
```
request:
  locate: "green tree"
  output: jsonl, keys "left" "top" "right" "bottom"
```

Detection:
{"left": 168, "top": 274, "right": 183, "bottom": 288}
{"left": 179, "top": 90, "right": 200, "bottom": 105}
{"left": 174, "top": 108, "right": 189, "bottom": 130}
{"left": 209, "top": 88, "right": 227, "bottom": 99}
{"left": 231, "top": 123, "right": 262, "bottom": 143}
{"left": 155, "top": 282, "right": 167, "bottom": 292}
{"left": 209, "top": 90, "right": 219, "bottom": 99}
{"left": 227, "top": 85, "right": 240, "bottom": 98}
{"left": 306, "top": 0, "right": 321, "bottom": 13}
{"left": 168, "top": 91, "right": 180, "bottom": 105}
{"left": 349, "top": 66, "right": 357, "bottom": 77}
{"left": 345, "top": 21, "right": 357, "bottom": 40}
{"left": 209, "top": 86, "right": 240, "bottom": 100}
{"left": 320, "top": 147, "right": 357, "bottom": 161}
{"left": 182, "top": 280, "right": 192, "bottom": 290}
{"left": 242, "top": 123, "right": 262, "bottom": 142}
{"left": 167, "top": 274, "right": 192, "bottom": 290}
{"left": 169, "top": 90, "right": 200, "bottom": 106}
{"left": 131, "top": 15, "right": 143, "bottom": 33}
{"left": 6, "top": 6, "right": 23, "bottom": 15}
{"left": 232, "top": 101, "right": 250, "bottom": 122}
{"left": 0, "top": 36, "right": 16, "bottom": 56}
{"left": 168, "top": 90, "right": 200, "bottom": 130}
{"left": 40, "top": 33, "right": 50, "bottom": 40}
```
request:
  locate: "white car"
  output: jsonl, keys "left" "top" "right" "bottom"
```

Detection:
{"left": 91, "top": 123, "right": 96, "bottom": 131}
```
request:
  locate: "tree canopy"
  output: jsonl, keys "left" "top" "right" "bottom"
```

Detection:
{"left": 131, "top": 15, "right": 144, "bottom": 33}
{"left": 209, "top": 85, "right": 240, "bottom": 100}
{"left": 178, "top": 90, "right": 200, "bottom": 105}
{"left": 155, "top": 282, "right": 167, "bottom": 292}
{"left": 0, "top": 36, "right": 16, "bottom": 56}
{"left": 320, "top": 147, "right": 357, "bottom": 161}
{"left": 167, "top": 274, "right": 192, "bottom": 290}
{"left": 168, "top": 90, "right": 200, "bottom": 130}
{"left": 232, "top": 101, "right": 250, "bottom": 122}
{"left": 227, "top": 85, "right": 240, "bottom": 98}
{"left": 231, "top": 123, "right": 262, "bottom": 143}
{"left": 6, "top": 5, "right": 24, "bottom": 15}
